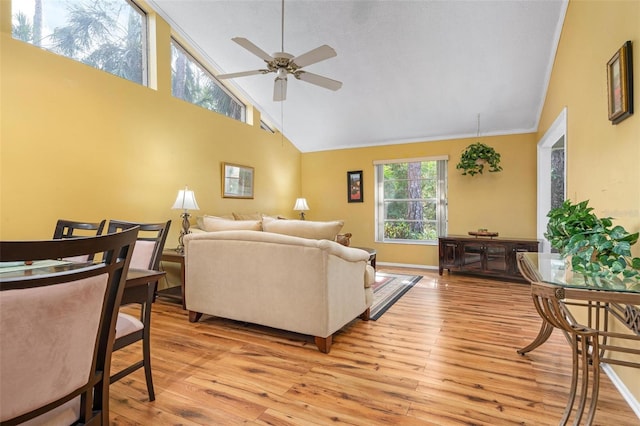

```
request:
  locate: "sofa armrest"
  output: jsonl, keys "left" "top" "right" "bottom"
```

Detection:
{"left": 318, "top": 240, "right": 369, "bottom": 262}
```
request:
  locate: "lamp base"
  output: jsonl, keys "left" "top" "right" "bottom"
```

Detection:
{"left": 299, "top": 212, "right": 306, "bottom": 220}
{"left": 176, "top": 211, "right": 191, "bottom": 253}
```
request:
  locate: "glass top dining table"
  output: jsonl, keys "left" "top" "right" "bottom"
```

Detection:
{"left": 516, "top": 252, "right": 640, "bottom": 425}
{"left": 0, "top": 259, "right": 165, "bottom": 289}
{"left": 519, "top": 252, "right": 640, "bottom": 294}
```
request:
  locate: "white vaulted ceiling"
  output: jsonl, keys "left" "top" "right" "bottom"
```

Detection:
{"left": 148, "top": 0, "right": 568, "bottom": 153}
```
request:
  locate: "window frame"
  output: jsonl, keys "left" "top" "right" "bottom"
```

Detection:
{"left": 170, "top": 37, "right": 246, "bottom": 122}
{"left": 374, "top": 156, "right": 448, "bottom": 245}
{"left": 133, "top": 0, "right": 149, "bottom": 87}
{"left": 260, "top": 120, "right": 275, "bottom": 133}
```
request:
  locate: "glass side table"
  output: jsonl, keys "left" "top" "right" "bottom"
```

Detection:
{"left": 516, "top": 252, "right": 640, "bottom": 425}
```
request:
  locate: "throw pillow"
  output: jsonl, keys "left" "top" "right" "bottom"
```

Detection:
{"left": 196, "top": 214, "right": 234, "bottom": 229}
{"left": 336, "top": 233, "right": 352, "bottom": 246}
{"left": 202, "top": 216, "right": 261, "bottom": 232}
{"left": 233, "top": 212, "right": 263, "bottom": 220}
{"left": 262, "top": 214, "right": 288, "bottom": 221}
{"left": 262, "top": 216, "right": 344, "bottom": 240}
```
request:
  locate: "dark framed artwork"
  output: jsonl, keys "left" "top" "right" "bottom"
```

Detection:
{"left": 347, "top": 170, "right": 363, "bottom": 203}
{"left": 222, "top": 162, "right": 254, "bottom": 199}
{"left": 607, "top": 41, "right": 634, "bottom": 124}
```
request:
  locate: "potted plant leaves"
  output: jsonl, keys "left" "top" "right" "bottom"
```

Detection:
{"left": 545, "top": 199, "right": 640, "bottom": 289}
{"left": 456, "top": 142, "right": 503, "bottom": 176}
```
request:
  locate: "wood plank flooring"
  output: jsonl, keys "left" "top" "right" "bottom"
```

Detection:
{"left": 110, "top": 267, "right": 639, "bottom": 425}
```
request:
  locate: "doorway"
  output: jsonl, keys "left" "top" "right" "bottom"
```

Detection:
{"left": 537, "top": 108, "right": 567, "bottom": 253}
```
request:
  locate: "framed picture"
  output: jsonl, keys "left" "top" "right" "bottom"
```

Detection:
{"left": 222, "top": 162, "right": 254, "bottom": 199}
{"left": 347, "top": 170, "right": 363, "bottom": 203}
{"left": 607, "top": 41, "right": 634, "bottom": 124}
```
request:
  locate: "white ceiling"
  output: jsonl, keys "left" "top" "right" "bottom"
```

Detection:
{"left": 147, "top": 0, "right": 568, "bottom": 153}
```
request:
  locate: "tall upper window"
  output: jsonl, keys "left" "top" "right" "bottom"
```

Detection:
{"left": 11, "top": 0, "right": 147, "bottom": 85}
{"left": 171, "top": 39, "right": 245, "bottom": 122}
{"left": 375, "top": 157, "right": 448, "bottom": 244}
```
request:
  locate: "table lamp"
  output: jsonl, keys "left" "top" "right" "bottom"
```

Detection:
{"left": 172, "top": 186, "right": 200, "bottom": 253}
{"left": 293, "top": 198, "right": 310, "bottom": 220}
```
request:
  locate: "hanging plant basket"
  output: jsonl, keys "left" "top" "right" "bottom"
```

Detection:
{"left": 456, "top": 142, "right": 503, "bottom": 176}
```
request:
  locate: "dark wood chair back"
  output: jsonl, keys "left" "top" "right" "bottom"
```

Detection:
{"left": 52, "top": 219, "right": 107, "bottom": 262}
{"left": 52, "top": 219, "right": 106, "bottom": 239}
{"left": 0, "top": 227, "right": 139, "bottom": 425}
{"left": 107, "top": 220, "right": 171, "bottom": 271}
{"left": 106, "top": 219, "right": 171, "bottom": 402}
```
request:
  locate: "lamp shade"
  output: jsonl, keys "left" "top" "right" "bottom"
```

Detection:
{"left": 293, "top": 198, "right": 310, "bottom": 211}
{"left": 172, "top": 186, "right": 200, "bottom": 211}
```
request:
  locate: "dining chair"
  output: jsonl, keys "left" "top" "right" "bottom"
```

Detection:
{"left": 0, "top": 227, "right": 139, "bottom": 425}
{"left": 107, "top": 219, "right": 171, "bottom": 402}
{"left": 53, "top": 218, "right": 106, "bottom": 262}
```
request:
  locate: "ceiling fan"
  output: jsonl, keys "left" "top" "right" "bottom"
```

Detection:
{"left": 216, "top": 0, "right": 342, "bottom": 102}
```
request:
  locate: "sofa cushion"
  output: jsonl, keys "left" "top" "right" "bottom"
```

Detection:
{"left": 202, "top": 216, "right": 261, "bottom": 232}
{"left": 262, "top": 216, "right": 344, "bottom": 240}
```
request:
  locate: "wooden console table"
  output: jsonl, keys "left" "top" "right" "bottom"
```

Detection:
{"left": 516, "top": 252, "right": 640, "bottom": 425}
{"left": 439, "top": 236, "right": 538, "bottom": 281}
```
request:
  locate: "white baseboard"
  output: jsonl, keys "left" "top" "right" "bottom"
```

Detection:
{"left": 376, "top": 261, "right": 438, "bottom": 271}
{"left": 602, "top": 363, "right": 640, "bottom": 420}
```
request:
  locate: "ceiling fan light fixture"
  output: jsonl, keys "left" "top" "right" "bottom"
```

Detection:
{"left": 276, "top": 68, "right": 288, "bottom": 80}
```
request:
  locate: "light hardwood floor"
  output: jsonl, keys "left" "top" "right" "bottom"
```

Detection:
{"left": 110, "top": 268, "right": 639, "bottom": 425}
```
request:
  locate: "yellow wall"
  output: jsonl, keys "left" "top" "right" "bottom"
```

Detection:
{"left": 536, "top": 0, "right": 640, "bottom": 405}
{"left": 302, "top": 133, "right": 538, "bottom": 267}
{"left": 0, "top": 2, "right": 301, "bottom": 245}
{"left": 538, "top": 1, "right": 639, "bottom": 243}
{"left": 2, "top": 0, "right": 639, "bottom": 410}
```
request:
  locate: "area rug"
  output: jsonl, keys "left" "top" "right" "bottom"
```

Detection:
{"left": 370, "top": 272, "right": 422, "bottom": 320}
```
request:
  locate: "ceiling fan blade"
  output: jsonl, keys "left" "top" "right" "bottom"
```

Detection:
{"left": 217, "top": 69, "right": 270, "bottom": 79}
{"left": 232, "top": 37, "right": 273, "bottom": 62}
{"left": 273, "top": 77, "right": 287, "bottom": 102}
{"left": 292, "top": 45, "right": 337, "bottom": 68}
{"left": 295, "top": 71, "right": 343, "bottom": 91}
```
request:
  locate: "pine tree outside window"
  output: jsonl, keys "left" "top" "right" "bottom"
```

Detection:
{"left": 375, "top": 157, "right": 448, "bottom": 244}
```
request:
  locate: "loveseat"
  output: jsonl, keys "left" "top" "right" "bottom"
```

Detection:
{"left": 183, "top": 217, "right": 374, "bottom": 353}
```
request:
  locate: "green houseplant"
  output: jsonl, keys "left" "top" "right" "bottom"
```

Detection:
{"left": 456, "top": 142, "right": 503, "bottom": 176}
{"left": 545, "top": 199, "right": 640, "bottom": 289}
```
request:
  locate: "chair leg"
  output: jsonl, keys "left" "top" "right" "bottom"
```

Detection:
{"left": 143, "top": 333, "right": 155, "bottom": 401}
{"left": 143, "top": 286, "right": 155, "bottom": 401}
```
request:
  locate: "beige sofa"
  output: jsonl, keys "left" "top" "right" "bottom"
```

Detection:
{"left": 183, "top": 228, "right": 374, "bottom": 353}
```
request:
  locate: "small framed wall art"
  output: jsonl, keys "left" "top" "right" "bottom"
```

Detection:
{"left": 607, "top": 41, "right": 634, "bottom": 124}
{"left": 347, "top": 170, "right": 363, "bottom": 203}
{"left": 222, "top": 162, "right": 254, "bottom": 199}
